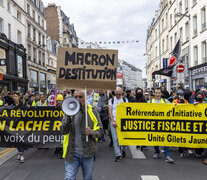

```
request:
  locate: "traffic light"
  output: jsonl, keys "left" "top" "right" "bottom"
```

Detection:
{"left": 152, "top": 74, "right": 155, "bottom": 82}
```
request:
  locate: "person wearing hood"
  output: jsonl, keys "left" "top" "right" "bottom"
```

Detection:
{"left": 134, "top": 88, "right": 147, "bottom": 103}
{"left": 192, "top": 91, "right": 205, "bottom": 160}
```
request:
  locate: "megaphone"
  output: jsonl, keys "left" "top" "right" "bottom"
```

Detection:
{"left": 62, "top": 96, "right": 80, "bottom": 116}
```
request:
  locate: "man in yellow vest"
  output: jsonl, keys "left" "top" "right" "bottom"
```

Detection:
{"left": 149, "top": 87, "right": 174, "bottom": 163}
{"left": 35, "top": 94, "right": 48, "bottom": 106}
{"left": 62, "top": 90, "right": 103, "bottom": 180}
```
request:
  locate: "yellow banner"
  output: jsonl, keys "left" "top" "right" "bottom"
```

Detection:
{"left": 116, "top": 103, "right": 207, "bottom": 148}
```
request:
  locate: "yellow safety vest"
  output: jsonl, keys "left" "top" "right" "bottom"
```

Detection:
{"left": 150, "top": 98, "right": 166, "bottom": 103}
{"left": 0, "top": 100, "right": 3, "bottom": 106}
{"left": 62, "top": 104, "right": 100, "bottom": 159}
{"left": 38, "top": 100, "right": 48, "bottom": 106}
{"left": 32, "top": 100, "right": 36, "bottom": 106}
{"left": 93, "top": 93, "right": 100, "bottom": 107}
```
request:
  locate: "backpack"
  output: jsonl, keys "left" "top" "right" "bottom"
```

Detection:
{"left": 111, "top": 97, "right": 126, "bottom": 105}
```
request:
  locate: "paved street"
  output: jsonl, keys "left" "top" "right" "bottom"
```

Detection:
{"left": 0, "top": 136, "right": 207, "bottom": 180}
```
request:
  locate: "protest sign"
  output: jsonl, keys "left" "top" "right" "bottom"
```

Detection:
{"left": 116, "top": 103, "right": 207, "bottom": 148}
{"left": 0, "top": 107, "right": 64, "bottom": 148}
{"left": 56, "top": 47, "right": 118, "bottom": 90}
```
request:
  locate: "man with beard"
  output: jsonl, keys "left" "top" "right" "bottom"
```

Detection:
{"left": 134, "top": 88, "right": 147, "bottom": 150}
{"left": 125, "top": 88, "right": 135, "bottom": 102}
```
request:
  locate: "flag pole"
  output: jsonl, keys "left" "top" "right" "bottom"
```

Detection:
{"left": 85, "top": 86, "right": 88, "bottom": 142}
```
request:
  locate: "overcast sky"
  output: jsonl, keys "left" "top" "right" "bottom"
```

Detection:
{"left": 43, "top": 0, "right": 160, "bottom": 77}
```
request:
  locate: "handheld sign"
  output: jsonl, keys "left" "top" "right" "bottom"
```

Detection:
{"left": 116, "top": 103, "right": 207, "bottom": 148}
{"left": 56, "top": 47, "right": 118, "bottom": 90}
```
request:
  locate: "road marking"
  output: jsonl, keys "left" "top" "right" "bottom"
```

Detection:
{"left": 129, "top": 146, "right": 146, "bottom": 159}
{"left": 0, "top": 148, "right": 11, "bottom": 155}
{"left": 141, "top": 175, "right": 160, "bottom": 180}
{"left": 0, "top": 148, "right": 15, "bottom": 158}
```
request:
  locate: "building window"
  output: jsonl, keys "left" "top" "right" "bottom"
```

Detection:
{"left": 0, "top": 19, "right": 3, "bottom": 33}
{"left": 202, "top": 41, "right": 207, "bottom": 63}
{"left": 33, "top": 9, "right": 35, "bottom": 20}
{"left": 185, "top": 0, "right": 188, "bottom": 11}
{"left": 33, "top": 28, "right": 36, "bottom": 42}
{"left": 27, "top": 4, "right": 30, "bottom": 15}
{"left": 27, "top": 24, "right": 31, "bottom": 38}
{"left": 17, "top": 30, "right": 22, "bottom": 44}
{"left": 155, "top": 29, "right": 157, "bottom": 39}
{"left": 166, "top": 35, "right": 168, "bottom": 49}
{"left": 40, "top": 72, "right": 46, "bottom": 86}
{"left": 17, "top": 55, "right": 23, "bottom": 78}
{"left": 174, "top": 9, "right": 177, "bottom": 24}
{"left": 42, "top": 35, "right": 45, "bottom": 46}
{"left": 194, "top": 45, "right": 198, "bottom": 65}
{"left": 0, "top": 48, "right": 7, "bottom": 74}
{"left": 179, "top": 1, "right": 182, "bottom": 13}
{"left": 193, "top": 14, "right": 197, "bottom": 36}
{"left": 27, "top": 45, "right": 31, "bottom": 60}
{"left": 33, "top": 48, "right": 37, "bottom": 62}
{"left": 38, "top": 15, "right": 40, "bottom": 24}
{"left": 201, "top": 7, "right": 206, "bottom": 30}
{"left": 192, "top": 0, "right": 197, "bottom": 6}
{"left": 17, "top": 11, "right": 21, "bottom": 21}
{"left": 162, "top": 39, "right": 165, "bottom": 53}
{"left": 170, "top": 14, "right": 172, "bottom": 27}
{"left": 0, "top": 0, "right": 3, "bottom": 6}
{"left": 7, "top": 1, "right": 11, "bottom": 12}
{"left": 8, "top": 23, "right": 11, "bottom": 40}
{"left": 38, "top": 32, "right": 41, "bottom": 45}
{"left": 42, "top": 19, "right": 44, "bottom": 28}
{"left": 162, "top": 18, "right": 164, "bottom": 30}
{"left": 185, "top": 21, "right": 189, "bottom": 40}
{"left": 174, "top": 33, "right": 177, "bottom": 46}
{"left": 30, "top": 70, "right": 38, "bottom": 85}
{"left": 180, "top": 27, "right": 183, "bottom": 43}
{"left": 38, "top": 50, "right": 41, "bottom": 64}
{"left": 42, "top": 53, "right": 45, "bottom": 66}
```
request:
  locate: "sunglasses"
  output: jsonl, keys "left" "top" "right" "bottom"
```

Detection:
{"left": 75, "top": 96, "right": 83, "bottom": 99}
{"left": 116, "top": 94, "right": 122, "bottom": 96}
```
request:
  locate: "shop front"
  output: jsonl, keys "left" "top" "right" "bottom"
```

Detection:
{"left": 189, "top": 62, "right": 207, "bottom": 90}
{"left": 0, "top": 33, "right": 28, "bottom": 93}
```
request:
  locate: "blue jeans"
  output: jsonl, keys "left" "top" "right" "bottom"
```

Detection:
{"left": 110, "top": 122, "right": 126, "bottom": 157}
{"left": 64, "top": 153, "right": 94, "bottom": 180}
{"left": 154, "top": 146, "right": 170, "bottom": 157}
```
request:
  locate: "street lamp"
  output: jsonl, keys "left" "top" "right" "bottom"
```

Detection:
{"left": 175, "top": 13, "right": 190, "bottom": 20}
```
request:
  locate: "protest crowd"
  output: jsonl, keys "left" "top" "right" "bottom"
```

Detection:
{"left": 1, "top": 86, "right": 207, "bottom": 180}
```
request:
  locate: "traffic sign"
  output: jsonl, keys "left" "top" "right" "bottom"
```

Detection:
{"left": 176, "top": 64, "right": 185, "bottom": 73}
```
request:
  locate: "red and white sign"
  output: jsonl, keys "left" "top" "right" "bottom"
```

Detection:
{"left": 176, "top": 64, "right": 185, "bottom": 73}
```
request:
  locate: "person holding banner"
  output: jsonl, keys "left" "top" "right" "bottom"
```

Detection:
{"left": 32, "top": 92, "right": 40, "bottom": 106}
{"left": 192, "top": 91, "right": 205, "bottom": 160}
{"left": 62, "top": 90, "right": 103, "bottom": 180}
{"left": 134, "top": 87, "right": 147, "bottom": 151}
{"left": 108, "top": 87, "right": 128, "bottom": 162}
{"left": 173, "top": 89, "right": 189, "bottom": 159}
{"left": 149, "top": 88, "right": 174, "bottom": 163}
{"left": 12, "top": 91, "right": 25, "bottom": 163}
